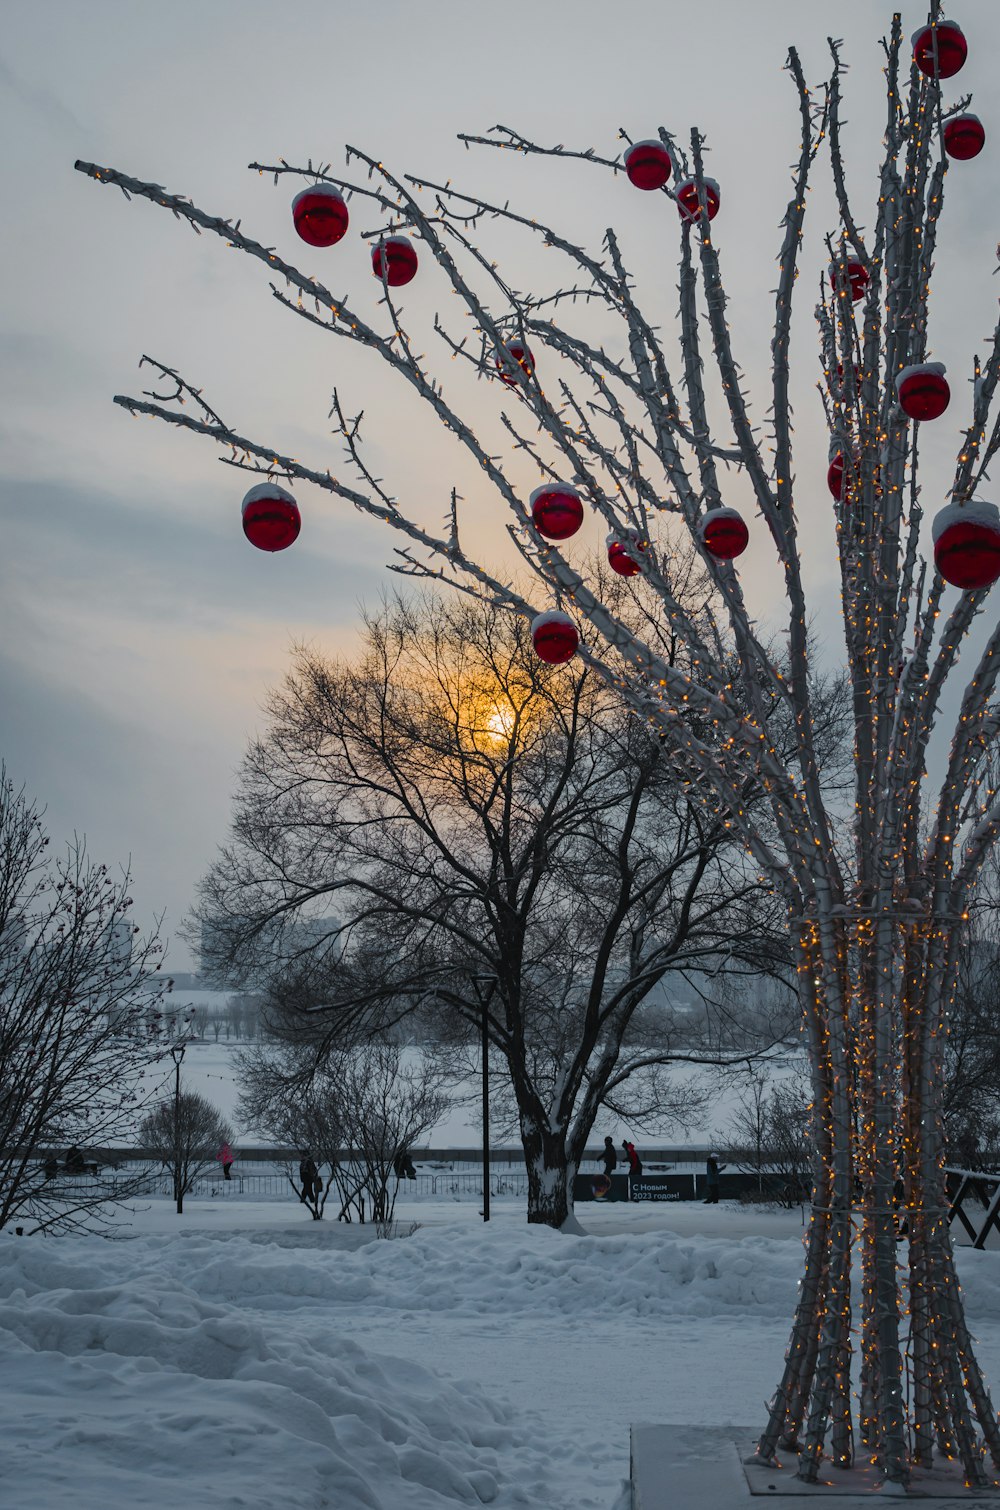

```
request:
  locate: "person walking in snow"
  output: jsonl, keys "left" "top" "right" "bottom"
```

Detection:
{"left": 704, "top": 1152, "right": 726, "bottom": 1203}
{"left": 601, "top": 1137, "right": 617, "bottom": 1177}
{"left": 217, "top": 1142, "right": 234, "bottom": 1181}
{"left": 622, "top": 1141, "right": 643, "bottom": 1179}
{"left": 393, "top": 1149, "right": 417, "bottom": 1181}
{"left": 299, "top": 1151, "right": 319, "bottom": 1203}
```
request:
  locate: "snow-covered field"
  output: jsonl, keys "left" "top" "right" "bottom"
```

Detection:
{"left": 140, "top": 1036, "right": 806, "bottom": 1148}
{"left": 6, "top": 1195, "right": 1000, "bottom": 1509}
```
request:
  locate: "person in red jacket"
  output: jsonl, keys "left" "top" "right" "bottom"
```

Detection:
{"left": 622, "top": 1140, "right": 643, "bottom": 1178}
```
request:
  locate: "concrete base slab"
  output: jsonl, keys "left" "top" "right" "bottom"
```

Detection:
{"left": 630, "top": 1426, "right": 1000, "bottom": 1507}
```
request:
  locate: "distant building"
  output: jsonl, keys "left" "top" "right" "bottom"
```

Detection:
{"left": 199, "top": 914, "right": 340, "bottom": 989}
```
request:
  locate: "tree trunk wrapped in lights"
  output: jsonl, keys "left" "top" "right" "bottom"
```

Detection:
{"left": 76, "top": 5, "right": 1000, "bottom": 1491}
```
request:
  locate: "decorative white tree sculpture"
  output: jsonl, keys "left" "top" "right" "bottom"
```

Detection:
{"left": 77, "top": 7, "right": 1000, "bottom": 1491}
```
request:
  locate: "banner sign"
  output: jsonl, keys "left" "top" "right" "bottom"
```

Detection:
{"left": 629, "top": 1174, "right": 697, "bottom": 1202}
{"left": 572, "top": 1172, "right": 631, "bottom": 1203}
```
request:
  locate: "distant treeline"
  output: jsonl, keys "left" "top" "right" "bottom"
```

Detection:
{"left": 179, "top": 993, "right": 269, "bottom": 1043}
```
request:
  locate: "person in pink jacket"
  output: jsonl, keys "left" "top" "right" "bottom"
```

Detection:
{"left": 217, "top": 1142, "right": 234, "bottom": 1181}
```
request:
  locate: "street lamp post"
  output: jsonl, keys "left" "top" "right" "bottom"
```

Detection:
{"left": 471, "top": 975, "right": 498, "bottom": 1222}
{"left": 169, "top": 1041, "right": 186, "bottom": 1215}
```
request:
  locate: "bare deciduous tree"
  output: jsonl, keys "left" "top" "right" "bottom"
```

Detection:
{"left": 138, "top": 1091, "right": 233, "bottom": 1215}
{"left": 725, "top": 1069, "right": 811, "bottom": 1208}
{"left": 199, "top": 593, "right": 795, "bottom": 1228}
{"left": 238, "top": 1038, "right": 447, "bottom": 1224}
{"left": 237, "top": 1041, "right": 341, "bottom": 1219}
{"left": 332, "top": 1039, "right": 448, "bottom": 1227}
{"left": 0, "top": 770, "right": 170, "bottom": 1234}
{"left": 78, "top": 5, "right": 1000, "bottom": 1486}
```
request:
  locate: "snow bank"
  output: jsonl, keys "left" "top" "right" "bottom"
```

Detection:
{"left": 0, "top": 1218, "right": 802, "bottom": 1509}
{"left": 0, "top": 1235, "right": 517, "bottom": 1509}
{"left": 4, "top": 1214, "right": 1000, "bottom": 1510}
{"left": 78, "top": 1222, "right": 803, "bottom": 1323}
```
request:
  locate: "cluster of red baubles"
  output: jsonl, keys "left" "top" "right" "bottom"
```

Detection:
{"left": 623, "top": 140, "right": 720, "bottom": 221}
{"left": 292, "top": 185, "right": 419, "bottom": 287}
{"left": 285, "top": 52, "right": 994, "bottom": 629}
{"left": 910, "top": 20, "right": 986, "bottom": 159}
{"left": 826, "top": 8, "right": 991, "bottom": 595}
{"left": 827, "top": 355, "right": 998, "bottom": 589}
{"left": 529, "top": 484, "right": 747, "bottom": 567}
{"left": 912, "top": 22, "right": 990, "bottom": 585}
{"left": 524, "top": 484, "right": 750, "bottom": 661}
{"left": 829, "top": 469, "right": 1000, "bottom": 591}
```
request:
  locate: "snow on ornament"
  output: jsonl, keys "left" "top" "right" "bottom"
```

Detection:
{"left": 700, "top": 507, "right": 749, "bottom": 560}
{"left": 912, "top": 20, "right": 968, "bottom": 79}
{"left": 624, "top": 139, "right": 673, "bottom": 191}
{"left": 371, "top": 235, "right": 418, "bottom": 287}
{"left": 530, "top": 483, "right": 584, "bottom": 541}
{"left": 241, "top": 482, "right": 301, "bottom": 552}
{"left": 606, "top": 531, "right": 646, "bottom": 577}
{"left": 495, "top": 339, "right": 535, "bottom": 388}
{"left": 944, "top": 113, "right": 985, "bottom": 160}
{"left": 896, "top": 362, "right": 950, "bottom": 422}
{"left": 675, "top": 177, "right": 720, "bottom": 222}
{"left": 933, "top": 500, "right": 1000, "bottom": 590}
{"left": 292, "top": 184, "right": 349, "bottom": 248}
{"left": 531, "top": 610, "right": 580, "bottom": 664}
{"left": 831, "top": 257, "right": 869, "bottom": 303}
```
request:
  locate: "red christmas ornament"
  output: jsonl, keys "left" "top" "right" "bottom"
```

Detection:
{"left": 531, "top": 610, "right": 580, "bottom": 664}
{"left": 827, "top": 453, "right": 845, "bottom": 501}
{"left": 530, "top": 483, "right": 584, "bottom": 541}
{"left": 241, "top": 483, "right": 301, "bottom": 552}
{"left": 944, "top": 113, "right": 985, "bottom": 160}
{"left": 292, "top": 184, "right": 349, "bottom": 248}
{"left": 700, "top": 507, "right": 749, "bottom": 560}
{"left": 912, "top": 20, "right": 968, "bottom": 79}
{"left": 371, "top": 235, "right": 418, "bottom": 287}
{"left": 624, "top": 139, "right": 673, "bottom": 191}
{"left": 606, "top": 531, "right": 646, "bottom": 577}
{"left": 933, "top": 501, "right": 1000, "bottom": 590}
{"left": 495, "top": 340, "right": 535, "bottom": 388}
{"left": 831, "top": 258, "right": 869, "bottom": 303}
{"left": 675, "top": 177, "right": 720, "bottom": 222}
{"left": 896, "top": 362, "right": 950, "bottom": 422}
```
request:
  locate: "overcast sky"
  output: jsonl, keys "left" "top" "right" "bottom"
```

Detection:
{"left": 2, "top": 2, "right": 999, "bottom": 969}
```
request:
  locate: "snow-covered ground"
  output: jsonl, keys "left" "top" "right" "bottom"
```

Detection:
{"left": 5, "top": 1195, "right": 1000, "bottom": 1509}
